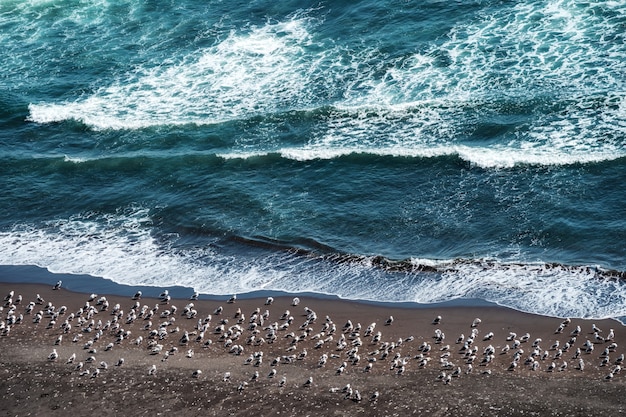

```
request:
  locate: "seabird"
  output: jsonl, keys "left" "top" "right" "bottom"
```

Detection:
{"left": 471, "top": 318, "right": 481, "bottom": 327}
{"left": 53, "top": 280, "right": 62, "bottom": 290}
{"left": 303, "top": 376, "right": 313, "bottom": 387}
{"left": 66, "top": 353, "right": 76, "bottom": 364}
{"left": 192, "top": 369, "right": 202, "bottom": 378}
{"left": 227, "top": 294, "right": 237, "bottom": 304}
{"left": 190, "top": 292, "right": 199, "bottom": 301}
{"left": 265, "top": 297, "right": 274, "bottom": 305}
{"left": 48, "top": 349, "right": 58, "bottom": 361}
{"left": 132, "top": 291, "right": 142, "bottom": 300}
{"left": 432, "top": 315, "right": 442, "bottom": 325}
{"left": 607, "top": 329, "right": 615, "bottom": 341}
{"left": 279, "top": 376, "right": 286, "bottom": 387}
{"left": 369, "top": 391, "right": 379, "bottom": 403}
{"left": 148, "top": 364, "right": 157, "bottom": 376}
{"left": 116, "top": 358, "right": 125, "bottom": 366}
{"left": 385, "top": 316, "right": 394, "bottom": 326}
{"left": 237, "top": 381, "right": 248, "bottom": 393}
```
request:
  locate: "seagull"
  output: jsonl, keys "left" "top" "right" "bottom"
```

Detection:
{"left": 278, "top": 376, "right": 286, "bottom": 387}
{"left": 237, "top": 381, "right": 248, "bottom": 393}
{"left": 369, "top": 391, "right": 379, "bottom": 403}
{"left": 190, "top": 292, "right": 199, "bottom": 301}
{"left": 48, "top": 349, "right": 59, "bottom": 361}
{"left": 303, "top": 376, "right": 313, "bottom": 387}
{"left": 227, "top": 294, "right": 237, "bottom": 304}
{"left": 116, "top": 358, "right": 125, "bottom": 367}
{"left": 607, "top": 329, "right": 615, "bottom": 341}
{"left": 385, "top": 316, "right": 394, "bottom": 326}
{"left": 471, "top": 318, "right": 481, "bottom": 327}
{"left": 432, "top": 316, "right": 442, "bottom": 325}
{"left": 148, "top": 364, "right": 157, "bottom": 376}
{"left": 66, "top": 353, "right": 76, "bottom": 364}
{"left": 292, "top": 297, "right": 300, "bottom": 306}
{"left": 132, "top": 291, "right": 142, "bottom": 300}
{"left": 53, "top": 281, "right": 62, "bottom": 290}
{"left": 192, "top": 369, "right": 202, "bottom": 378}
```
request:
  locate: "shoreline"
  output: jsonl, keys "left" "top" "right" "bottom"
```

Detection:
{"left": 3, "top": 264, "right": 621, "bottom": 323}
{"left": 0, "top": 263, "right": 503, "bottom": 308}
{"left": 1, "top": 271, "right": 626, "bottom": 415}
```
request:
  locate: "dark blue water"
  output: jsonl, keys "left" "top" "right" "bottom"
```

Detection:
{"left": 1, "top": 0, "right": 626, "bottom": 319}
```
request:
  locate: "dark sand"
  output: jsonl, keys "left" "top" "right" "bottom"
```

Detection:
{"left": 0, "top": 282, "right": 625, "bottom": 416}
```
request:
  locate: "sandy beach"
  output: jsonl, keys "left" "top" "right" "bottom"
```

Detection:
{"left": 1, "top": 281, "right": 625, "bottom": 417}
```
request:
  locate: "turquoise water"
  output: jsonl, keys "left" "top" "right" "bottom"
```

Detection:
{"left": 1, "top": 0, "right": 626, "bottom": 319}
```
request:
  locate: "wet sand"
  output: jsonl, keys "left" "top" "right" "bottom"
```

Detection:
{"left": 1, "top": 282, "right": 625, "bottom": 416}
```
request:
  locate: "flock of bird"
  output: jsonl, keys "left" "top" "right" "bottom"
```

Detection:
{"left": 0, "top": 279, "right": 624, "bottom": 407}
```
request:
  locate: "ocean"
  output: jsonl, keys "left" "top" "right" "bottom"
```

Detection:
{"left": 1, "top": 0, "right": 625, "bottom": 320}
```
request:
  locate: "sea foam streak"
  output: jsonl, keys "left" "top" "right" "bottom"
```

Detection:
{"left": 1, "top": 209, "right": 626, "bottom": 320}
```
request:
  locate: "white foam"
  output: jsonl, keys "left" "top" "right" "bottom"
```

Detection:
{"left": 1, "top": 210, "right": 626, "bottom": 319}
{"left": 27, "top": 14, "right": 319, "bottom": 130}
{"left": 24, "top": 4, "right": 626, "bottom": 168}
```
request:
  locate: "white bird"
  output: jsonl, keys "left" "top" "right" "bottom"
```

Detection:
{"left": 48, "top": 349, "right": 59, "bottom": 361}
{"left": 132, "top": 291, "right": 142, "bottom": 300}
{"left": 227, "top": 294, "right": 237, "bottom": 304}
{"left": 192, "top": 369, "right": 202, "bottom": 378}
{"left": 148, "top": 364, "right": 157, "bottom": 376}
{"left": 303, "top": 376, "right": 313, "bottom": 387}
{"left": 292, "top": 297, "right": 300, "bottom": 306}
{"left": 53, "top": 280, "right": 62, "bottom": 290}
{"left": 607, "top": 329, "right": 615, "bottom": 341}
{"left": 471, "top": 318, "right": 481, "bottom": 327}
{"left": 385, "top": 316, "right": 394, "bottom": 326}
{"left": 66, "top": 353, "right": 76, "bottom": 364}
{"left": 223, "top": 371, "right": 231, "bottom": 382}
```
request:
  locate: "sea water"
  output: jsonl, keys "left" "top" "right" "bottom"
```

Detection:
{"left": 1, "top": 0, "right": 625, "bottom": 319}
